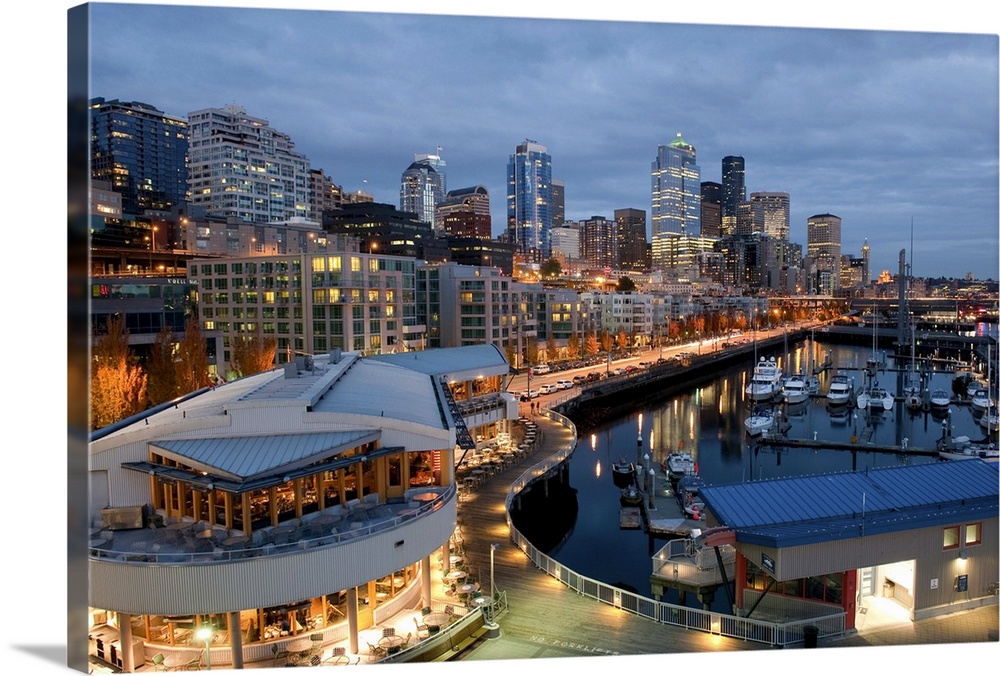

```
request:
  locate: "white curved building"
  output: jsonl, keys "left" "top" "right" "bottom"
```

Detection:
{"left": 87, "top": 345, "right": 515, "bottom": 670}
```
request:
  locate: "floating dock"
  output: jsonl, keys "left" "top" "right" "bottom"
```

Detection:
{"left": 619, "top": 507, "right": 641, "bottom": 529}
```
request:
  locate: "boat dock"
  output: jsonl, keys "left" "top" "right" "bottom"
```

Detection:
{"left": 757, "top": 433, "right": 937, "bottom": 457}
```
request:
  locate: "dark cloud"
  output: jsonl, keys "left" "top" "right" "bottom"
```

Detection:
{"left": 87, "top": 2, "right": 998, "bottom": 279}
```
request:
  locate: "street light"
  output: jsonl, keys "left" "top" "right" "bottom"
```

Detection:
{"left": 195, "top": 626, "right": 214, "bottom": 670}
{"left": 490, "top": 543, "right": 499, "bottom": 601}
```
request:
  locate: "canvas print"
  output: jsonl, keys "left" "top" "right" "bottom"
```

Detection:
{"left": 67, "top": 2, "right": 998, "bottom": 674}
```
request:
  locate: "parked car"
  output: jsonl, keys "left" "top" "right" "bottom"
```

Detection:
{"left": 572, "top": 375, "right": 587, "bottom": 385}
{"left": 538, "top": 384, "right": 559, "bottom": 395}
{"left": 556, "top": 379, "right": 574, "bottom": 390}
{"left": 533, "top": 364, "right": 551, "bottom": 375}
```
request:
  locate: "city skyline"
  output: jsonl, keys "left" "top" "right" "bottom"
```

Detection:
{"left": 83, "top": 2, "right": 998, "bottom": 281}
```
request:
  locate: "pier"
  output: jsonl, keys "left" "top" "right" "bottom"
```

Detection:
{"left": 757, "top": 433, "right": 937, "bottom": 457}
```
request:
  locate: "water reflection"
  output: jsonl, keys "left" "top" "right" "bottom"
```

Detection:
{"left": 533, "top": 338, "right": 992, "bottom": 602}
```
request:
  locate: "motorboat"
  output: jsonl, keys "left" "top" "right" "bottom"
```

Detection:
{"left": 937, "top": 435, "right": 999, "bottom": 464}
{"left": 665, "top": 451, "right": 695, "bottom": 481}
{"left": 826, "top": 374, "right": 853, "bottom": 407}
{"left": 979, "top": 406, "right": 999, "bottom": 433}
{"left": 929, "top": 389, "right": 951, "bottom": 410}
{"left": 781, "top": 375, "right": 809, "bottom": 405}
{"left": 857, "top": 382, "right": 893, "bottom": 412}
{"left": 745, "top": 356, "right": 782, "bottom": 402}
{"left": 611, "top": 457, "right": 636, "bottom": 488}
{"left": 970, "top": 388, "right": 992, "bottom": 412}
{"left": 804, "top": 375, "right": 820, "bottom": 395}
{"left": 675, "top": 473, "right": 706, "bottom": 520}
{"left": 903, "top": 382, "right": 922, "bottom": 412}
{"left": 619, "top": 484, "right": 643, "bottom": 506}
{"left": 744, "top": 406, "right": 775, "bottom": 437}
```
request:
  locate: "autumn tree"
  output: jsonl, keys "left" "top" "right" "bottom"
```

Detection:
{"left": 91, "top": 314, "right": 148, "bottom": 430}
{"left": 600, "top": 329, "right": 614, "bottom": 352}
{"left": 525, "top": 338, "right": 540, "bottom": 366}
{"left": 584, "top": 332, "right": 599, "bottom": 357}
{"left": 545, "top": 334, "right": 559, "bottom": 364}
{"left": 176, "top": 316, "right": 211, "bottom": 394}
{"left": 229, "top": 329, "right": 278, "bottom": 378}
{"left": 616, "top": 329, "right": 629, "bottom": 350}
{"left": 566, "top": 334, "right": 581, "bottom": 360}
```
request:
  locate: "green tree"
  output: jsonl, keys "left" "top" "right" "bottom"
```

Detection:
{"left": 616, "top": 276, "right": 637, "bottom": 292}
{"left": 540, "top": 257, "right": 562, "bottom": 278}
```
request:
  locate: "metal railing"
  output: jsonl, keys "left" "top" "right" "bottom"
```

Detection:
{"left": 502, "top": 410, "right": 847, "bottom": 647}
{"left": 90, "top": 485, "right": 455, "bottom": 565}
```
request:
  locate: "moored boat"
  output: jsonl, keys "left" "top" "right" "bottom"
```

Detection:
{"left": 970, "top": 388, "right": 992, "bottom": 412}
{"left": 744, "top": 406, "right": 775, "bottom": 437}
{"left": 781, "top": 375, "right": 809, "bottom": 404}
{"left": 979, "top": 405, "right": 999, "bottom": 433}
{"left": 612, "top": 457, "right": 635, "bottom": 488}
{"left": 745, "top": 356, "right": 782, "bottom": 403}
{"left": 857, "top": 382, "right": 893, "bottom": 412}
{"left": 675, "top": 473, "right": 706, "bottom": 520}
{"left": 619, "top": 484, "right": 643, "bottom": 506}
{"left": 938, "top": 435, "right": 999, "bottom": 464}
{"left": 826, "top": 374, "right": 853, "bottom": 407}
{"left": 665, "top": 451, "right": 695, "bottom": 481}
{"left": 930, "top": 389, "right": 951, "bottom": 410}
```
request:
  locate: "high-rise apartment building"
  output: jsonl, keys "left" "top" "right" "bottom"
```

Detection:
{"left": 721, "top": 155, "right": 746, "bottom": 236}
{"left": 307, "top": 168, "right": 343, "bottom": 221}
{"left": 552, "top": 179, "right": 566, "bottom": 227}
{"left": 862, "top": 239, "right": 871, "bottom": 286}
{"left": 750, "top": 191, "right": 790, "bottom": 241}
{"left": 580, "top": 216, "right": 617, "bottom": 270}
{"left": 807, "top": 213, "right": 843, "bottom": 294}
{"left": 507, "top": 140, "right": 554, "bottom": 262}
{"left": 615, "top": 208, "right": 648, "bottom": 272}
{"left": 700, "top": 182, "right": 722, "bottom": 239}
{"left": 89, "top": 98, "right": 188, "bottom": 218}
{"left": 187, "top": 104, "right": 310, "bottom": 223}
{"left": 651, "top": 133, "right": 701, "bottom": 268}
{"left": 550, "top": 222, "right": 582, "bottom": 267}
{"left": 400, "top": 152, "right": 447, "bottom": 227}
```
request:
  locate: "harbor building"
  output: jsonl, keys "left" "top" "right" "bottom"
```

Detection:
{"left": 87, "top": 344, "right": 516, "bottom": 671}
{"left": 699, "top": 461, "right": 998, "bottom": 630}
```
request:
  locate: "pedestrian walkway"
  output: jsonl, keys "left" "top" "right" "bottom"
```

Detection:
{"left": 456, "top": 408, "right": 999, "bottom": 662}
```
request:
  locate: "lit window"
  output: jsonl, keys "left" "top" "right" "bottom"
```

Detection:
{"left": 943, "top": 525, "right": 960, "bottom": 550}
{"left": 965, "top": 522, "right": 982, "bottom": 547}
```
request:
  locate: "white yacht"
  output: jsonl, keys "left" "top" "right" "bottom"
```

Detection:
{"left": 826, "top": 374, "right": 853, "bottom": 407}
{"left": 857, "top": 382, "right": 893, "bottom": 412}
{"left": 781, "top": 375, "right": 809, "bottom": 405}
{"left": 744, "top": 407, "right": 775, "bottom": 437}
{"left": 745, "top": 357, "right": 782, "bottom": 402}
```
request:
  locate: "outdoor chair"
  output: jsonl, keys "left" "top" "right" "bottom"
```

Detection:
{"left": 382, "top": 627, "right": 395, "bottom": 637}
{"left": 151, "top": 653, "right": 166, "bottom": 671}
{"left": 271, "top": 644, "right": 289, "bottom": 666}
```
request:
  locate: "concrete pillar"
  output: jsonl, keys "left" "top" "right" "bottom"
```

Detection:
{"left": 118, "top": 612, "right": 134, "bottom": 672}
{"left": 228, "top": 611, "right": 244, "bottom": 669}
{"left": 421, "top": 555, "right": 432, "bottom": 609}
{"left": 346, "top": 588, "right": 359, "bottom": 654}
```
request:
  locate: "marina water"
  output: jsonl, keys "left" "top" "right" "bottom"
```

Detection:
{"left": 513, "top": 337, "right": 993, "bottom": 605}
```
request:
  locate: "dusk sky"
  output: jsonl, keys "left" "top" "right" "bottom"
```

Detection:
{"left": 1, "top": 4, "right": 996, "bottom": 676}
{"left": 83, "top": 1, "right": 999, "bottom": 280}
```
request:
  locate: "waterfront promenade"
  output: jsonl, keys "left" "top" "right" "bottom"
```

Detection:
{"left": 455, "top": 408, "right": 998, "bottom": 663}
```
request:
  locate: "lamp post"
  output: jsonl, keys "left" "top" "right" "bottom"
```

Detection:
{"left": 490, "top": 543, "right": 499, "bottom": 600}
{"left": 196, "top": 626, "right": 213, "bottom": 671}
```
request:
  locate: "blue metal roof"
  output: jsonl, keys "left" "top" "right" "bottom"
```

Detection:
{"left": 699, "top": 460, "right": 999, "bottom": 548}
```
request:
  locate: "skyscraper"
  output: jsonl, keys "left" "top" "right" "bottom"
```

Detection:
{"left": 507, "top": 139, "right": 554, "bottom": 262}
{"left": 721, "top": 155, "right": 746, "bottom": 236}
{"left": 807, "top": 213, "right": 842, "bottom": 293}
{"left": 580, "top": 215, "right": 616, "bottom": 269}
{"left": 187, "top": 104, "right": 310, "bottom": 223}
{"left": 89, "top": 98, "right": 188, "bottom": 218}
{"left": 651, "top": 133, "right": 700, "bottom": 269}
{"left": 700, "top": 182, "right": 722, "bottom": 239}
{"left": 615, "top": 208, "right": 648, "bottom": 271}
{"left": 435, "top": 185, "right": 491, "bottom": 239}
{"left": 552, "top": 179, "right": 566, "bottom": 227}
{"left": 750, "top": 191, "right": 791, "bottom": 241}
{"left": 400, "top": 151, "right": 447, "bottom": 227}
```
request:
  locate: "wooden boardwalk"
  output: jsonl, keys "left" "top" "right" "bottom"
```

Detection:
{"left": 451, "top": 413, "right": 770, "bottom": 661}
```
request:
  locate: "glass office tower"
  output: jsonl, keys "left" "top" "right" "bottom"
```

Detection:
{"left": 89, "top": 98, "right": 189, "bottom": 218}
{"left": 506, "top": 140, "right": 553, "bottom": 262}
{"left": 651, "top": 133, "right": 701, "bottom": 268}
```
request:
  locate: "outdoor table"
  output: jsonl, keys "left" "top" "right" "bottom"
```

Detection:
{"left": 379, "top": 635, "right": 404, "bottom": 654}
{"left": 446, "top": 570, "right": 467, "bottom": 582}
{"left": 423, "top": 613, "right": 449, "bottom": 632}
{"left": 162, "top": 650, "right": 200, "bottom": 670}
{"left": 222, "top": 535, "right": 247, "bottom": 547}
{"left": 195, "top": 529, "right": 214, "bottom": 540}
{"left": 166, "top": 521, "right": 191, "bottom": 532}
{"left": 412, "top": 492, "right": 439, "bottom": 502}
